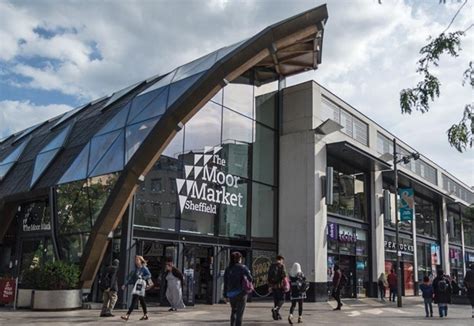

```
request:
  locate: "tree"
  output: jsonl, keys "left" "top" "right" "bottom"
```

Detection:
{"left": 398, "top": 0, "right": 473, "bottom": 152}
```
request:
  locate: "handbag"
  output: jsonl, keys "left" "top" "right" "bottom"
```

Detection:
{"left": 132, "top": 278, "right": 147, "bottom": 297}
{"left": 146, "top": 278, "right": 154, "bottom": 290}
{"left": 282, "top": 276, "right": 290, "bottom": 293}
{"left": 242, "top": 275, "right": 254, "bottom": 294}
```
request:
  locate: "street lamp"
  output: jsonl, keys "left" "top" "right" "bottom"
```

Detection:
{"left": 391, "top": 138, "right": 419, "bottom": 308}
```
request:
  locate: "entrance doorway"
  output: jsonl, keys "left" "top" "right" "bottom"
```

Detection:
{"left": 182, "top": 244, "right": 214, "bottom": 305}
{"left": 385, "top": 261, "right": 414, "bottom": 296}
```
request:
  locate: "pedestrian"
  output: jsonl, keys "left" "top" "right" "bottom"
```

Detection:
{"left": 433, "top": 269, "right": 452, "bottom": 318}
{"left": 164, "top": 257, "right": 185, "bottom": 311}
{"left": 387, "top": 269, "right": 398, "bottom": 302}
{"left": 99, "top": 259, "right": 119, "bottom": 317}
{"left": 377, "top": 273, "right": 388, "bottom": 302}
{"left": 419, "top": 276, "right": 434, "bottom": 318}
{"left": 288, "top": 262, "right": 308, "bottom": 324}
{"left": 331, "top": 264, "right": 345, "bottom": 310}
{"left": 463, "top": 263, "right": 474, "bottom": 318}
{"left": 268, "top": 255, "right": 288, "bottom": 320}
{"left": 121, "top": 255, "right": 152, "bottom": 321}
{"left": 223, "top": 251, "right": 253, "bottom": 326}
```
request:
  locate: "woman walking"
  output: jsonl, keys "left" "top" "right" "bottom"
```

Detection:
{"left": 164, "top": 258, "right": 185, "bottom": 311}
{"left": 377, "top": 273, "right": 388, "bottom": 302}
{"left": 224, "top": 252, "right": 253, "bottom": 326}
{"left": 121, "top": 255, "right": 152, "bottom": 321}
{"left": 288, "top": 263, "right": 308, "bottom": 324}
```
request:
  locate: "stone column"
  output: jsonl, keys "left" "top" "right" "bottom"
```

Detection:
{"left": 440, "top": 197, "right": 450, "bottom": 274}
{"left": 371, "top": 171, "right": 386, "bottom": 298}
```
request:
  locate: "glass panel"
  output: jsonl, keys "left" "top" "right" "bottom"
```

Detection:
{"left": 51, "top": 104, "right": 88, "bottom": 129}
{"left": 87, "top": 174, "right": 119, "bottom": 224}
{"left": 415, "top": 196, "right": 439, "bottom": 238}
{"left": 173, "top": 51, "right": 217, "bottom": 83}
{"left": 0, "top": 162, "right": 14, "bottom": 181}
{"left": 222, "top": 109, "right": 253, "bottom": 144}
{"left": 340, "top": 110, "right": 353, "bottom": 137}
{"left": 17, "top": 200, "right": 51, "bottom": 233}
{"left": 58, "top": 233, "right": 89, "bottom": 263}
{"left": 41, "top": 125, "right": 71, "bottom": 152}
{"left": 167, "top": 72, "right": 205, "bottom": 108}
{"left": 88, "top": 130, "right": 121, "bottom": 173}
{"left": 448, "top": 210, "right": 462, "bottom": 244}
{"left": 130, "top": 87, "right": 168, "bottom": 125}
{"left": 128, "top": 86, "right": 168, "bottom": 124}
{"left": 328, "top": 169, "right": 367, "bottom": 221}
{"left": 321, "top": 99, "right": 340, "bottom": 123}
{"left": 125, "top": 117, "right": 160, "bottom": 163}
{"left": 180, "top": 202, "right": 215, "bottom": 236}
{"left": 140, "top": 70, "right": 176, "bottom": 96}
{"left": 353, "top": 117, "right": 368, "bottom": 145}
{"left": 1, "top": 140, "right": 29, "bottom": 164}
{"left": 216, "top": 39, "right": 246, "bottom": 61}
{"left": 218, "top": 178, "right": 248, "bottom": 238}
{"left": 56, "top": 180, "right": 92, "bottom": 233}
{"left": 252, "top": 123, "right": 275, "bottom": 185}
{"left": 89, "top": 131, "right": 124, "bottom": 177}
{"left": 223, "top": 83, "right": 254, "bottom": 119}
{"left": 96, "top": 103, "right": 130, "bottom": 136}
{"left": 58, "top": 143, "right": 90, "bottom": 184}
{"left": 102, "top": 80, "right": 142, "bottom": 109}
{"left": 221, "top": 143, "right": 250, "bottom": 179}
{"left": 184, "top": 101, "right": 221, "bottom": 153}
{"left": 255, "top": 92, "right": 276, "bottom": 128}
{"left": 31, "top": 149, "right": 60, "bottom": 186}
{"left": 251, "top": 182, "right": 275, "bottom": 238}
{"left": 210, "top": 89, "right": 223, "bottom": 105}
{"left": 162, "top": 128, "right": 184, "bottom": 159}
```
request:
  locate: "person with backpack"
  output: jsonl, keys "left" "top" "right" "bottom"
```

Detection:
{"left": 463, "top": 263, "right": 474, "bottom": 318}
{"left": 387, "top": 269, "right": 398, "bottom": 302}
{"left": 100, "top": 259, "right": 119, "bottom": 317}
{"left": 331, "top": 264, "right": 345, "bottom": 310}
{"left": 223, "top": 251, "right": 253, "bottom": 326}
{"left": 121, "top": 255, "right": 152, "bottom": 321}
{"left": 433, "top": 269, "right": 452, "bottom": 318}
{"left": 377, "top": 273, "right": 388, "bottom": 302}
{"left": 288, "top": 262, "right": 308, "bottom": 324}
{"left": 164, "top": 257, "right": 185, "bottom": 311}
{"left": 268, "top": 255, "right": 288, "bottom": 320}
{"left": 419, "top": 276, "right": 434, "bottom": 318}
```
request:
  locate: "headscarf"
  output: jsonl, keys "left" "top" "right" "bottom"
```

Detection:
{"left": 290, "top": 262, "right": 302, "bottom": 277}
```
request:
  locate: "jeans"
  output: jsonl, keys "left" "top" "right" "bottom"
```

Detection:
{"left": 290, "top": 299, "right": 303, "bottom": 316}
{"left": 127, "top": 294, "right": 147, "bottom": 315}
{"left": 229, "top": 293, "right": 247, "bottom": 326}
{"left": 101, "top": 290, "right": 118, "bottom": 315}
{"left": 423, "top": 298, "right": 433, "bottom": 317}
{"left": 332, "top": 288, "right": 342, "bottom": 308}
{"left": 272, "top": 288, "right": 285, "bottom": 311}
{"left": 389, "top": 288, "right": 397, "bottom": 302}
{"left": 378, "top": 286, "right": 386, "bottom": 300}
{"left": 438, "top": 303, "right": 448, "bottom": 317}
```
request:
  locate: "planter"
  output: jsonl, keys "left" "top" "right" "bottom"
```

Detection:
{"left": 32, "top": 289, "right": 82, "bottom": 310}
{"left": 17, "top": 289, "right": 33, "bottom": 308}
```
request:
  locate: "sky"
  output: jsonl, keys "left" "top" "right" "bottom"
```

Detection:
{"left": 0, "top": 0, "right": 473, "bottom": 186}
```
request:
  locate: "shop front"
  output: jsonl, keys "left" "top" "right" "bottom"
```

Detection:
{"left": 327, "top": 222, "right": 369, "bottom": 298}
{"left": 449, "top": 246, "right": 464, "bottom": 284}
{"left": 416, "top": 240, "right": 441, "bottom": 283}
{"left": 384, "top": 234, "right": 415, "bottom": 296}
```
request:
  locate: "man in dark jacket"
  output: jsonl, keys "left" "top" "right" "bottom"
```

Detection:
{"left": 267, "top": 255, "right": 287, "bottom": 320}
{"left": 100, "top": 259, "right": 119, "bottom": 317}
{"left": 387, "top": 269, "right": 398, "bottom": 302}
{"left": 464, "top": 263, "right": 474, "bottom": 318}
{"left": 433, "top": 269, "right": 452, "bottom": 318}
{"left": 332, "top": 265, "right": 344, "bottom": 310}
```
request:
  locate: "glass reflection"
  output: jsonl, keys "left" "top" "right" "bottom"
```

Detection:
{"left": 223, "top": 83, "right": 254, "bottom": 118}
{"left": 184, "top": 101, "right": 221, "bottom": 153}
{"left": 222, "top": 109, "right": 253, "bottom": 144}
{"left": 251, "top": 183, "right": 275, "bottom": 238}
{"left": 252, "top": 123, "right": 275, "bottom": 185}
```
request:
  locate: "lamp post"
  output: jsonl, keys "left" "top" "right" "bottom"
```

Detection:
{"left": 392, "top": 138, "right": 419, "bottom": 308}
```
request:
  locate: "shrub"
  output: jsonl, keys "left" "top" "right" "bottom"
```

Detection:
{"left": 20, "top": 267, "right": 40, "bottom": 289}
{"left": 36, "top": 261, "right": 80, "bottom": 290}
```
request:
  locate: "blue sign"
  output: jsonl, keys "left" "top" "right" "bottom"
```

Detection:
{"left": 399, "top": 188, "right": 414, "bottom": 221}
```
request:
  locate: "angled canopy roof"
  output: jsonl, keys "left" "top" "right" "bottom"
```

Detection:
{"left": 0, "top": 4, "right": 328, "bottom": 204}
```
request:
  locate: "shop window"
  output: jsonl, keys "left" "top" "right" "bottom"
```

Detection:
{"left": 328, "top": 169, "right": 367, "bottom": 221}
{"left": 252, "top": 123, "right": 275, "bottom": 186}
{"left": 415, "top": 196, "right": 439, "bottom": 238}
{"left": 448, "top": 210, "right": 462, "bottom": 244}
{"left": 464, "top": 215, "right": 474, "bottom": 247}
{"left": 251, "top": 183, "right": 275, "bottom": 239}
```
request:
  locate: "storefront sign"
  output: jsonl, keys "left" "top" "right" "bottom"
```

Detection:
{"left": 176, "top": 146, "right": 245, "bottom": 215}
{"left": 398, "top": 188, "right": 414, "bottom": 221}
{"left": 252, "top": 256, "right": 272, "bottom": 289}
{"left": 339, "top": 230, "right": 357, "bottom": 243}
{"left": 327, "top": 223, "right": 338, "bottom": 241}
{"left": 431, "top": 244, "right": 440, "bottom": 265}
{"left": 384, "top": 240, "right": 414, "bottom": 253}
{"left": 21, "top": 204, "right": 51, "bottom": 232}
{"left": 0, "top": 278, "right": 16, "bottom": 304}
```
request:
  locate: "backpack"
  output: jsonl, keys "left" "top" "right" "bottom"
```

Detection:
{"left": 268, "top": 264, "right": 282, "bottom": 285}
{"left": 438, "top": 278, "right": 448, "bottom": 293}
{"left": 296, "top": 276, "right": 309, "bottom": 293}
{"left": 99, "top": 272, "right": 111, "bottom": 291}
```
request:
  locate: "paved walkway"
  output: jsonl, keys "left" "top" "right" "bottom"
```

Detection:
{"left": 0, "top": 297, "right": 472, "bottom": 325}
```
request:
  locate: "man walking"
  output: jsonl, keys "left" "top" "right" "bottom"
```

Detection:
{"left": 332, "top": 264, "right": 344, "bottom": 310}
{"left": 100, "top": 259, "right": 119, "bottom": 317}
{"left": 267, "top": 255, "right": 287, "bottom": 320}
{"left": 464, "top": 263, "right": 474, "bottom": 318}
{"left": 433, "top": 269, "right": 452, "bottom": 318}
{"left": 387, "top": 269, "right": 398, "bottom": 302}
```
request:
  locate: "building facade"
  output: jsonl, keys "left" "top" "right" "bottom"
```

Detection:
{"left": 0, "top": 4, "right": 473, "bottom": 306}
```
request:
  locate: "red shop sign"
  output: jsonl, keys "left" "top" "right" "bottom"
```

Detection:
{"left": 0, "top": 278, "right": 16, "bottom": 304}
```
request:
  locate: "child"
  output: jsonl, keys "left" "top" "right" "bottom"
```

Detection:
{"left": 419, "top": 276, "right": 433, "bottom": 318}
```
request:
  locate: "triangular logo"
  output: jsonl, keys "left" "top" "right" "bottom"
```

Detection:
{"left": 204, "top": 146, "right": 213, "bottom": 154}
{"left": 179, "top": 195, "right": 188, "bottom": 213}
{"left": 194, "top": 166, "right": 203, "bottom": 178}
{"left": 213, "top": 146, "right": 222, "bottom": 154}
{"left": 176, "top": 179, "right": 185, "bottom": 193}
{"left": 204, "top": 154, "right": 213, "bottom": 165}
{"left": 194, "top": 154, "right": 203, "bottom": 165}
{"left": 186, "top": 180, "right": 195, "bottom": 195}
{"left": 185, "top": 165, "right": 193, "bottom": 179}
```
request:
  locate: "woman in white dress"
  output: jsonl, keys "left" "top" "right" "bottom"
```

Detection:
{"left": 165, "top": 258, "right": 185, "bottom": 311}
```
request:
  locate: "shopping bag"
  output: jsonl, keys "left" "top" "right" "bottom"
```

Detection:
{"left": 132, "top": 278, "right": 147, "bottom": 297}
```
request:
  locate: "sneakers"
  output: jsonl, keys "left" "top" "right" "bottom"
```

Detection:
{"left": 298, "top": 316, "right": 303, "bottom": 323}
{"left": 288, "top": 314, "right": 293, "bottom": 325}
{"left": 272, "top": 308, "right": 278, "bottom": 320}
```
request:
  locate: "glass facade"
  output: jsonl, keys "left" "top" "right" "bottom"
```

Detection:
{"left": 328, "top": 168, "right": 367, "bottom": 221}
{"left": 133, "top": 83, "right": 278, "bottom": 241}
{"left": 448, "top": 210, "right": 462, "bottom": 244}
{"left": 415, "top": 196, "right": 439, "bottom": 238}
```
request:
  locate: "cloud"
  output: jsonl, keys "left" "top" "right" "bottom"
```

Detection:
{"left": 0, "top": 100, "right": 72, "bottom": 138}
